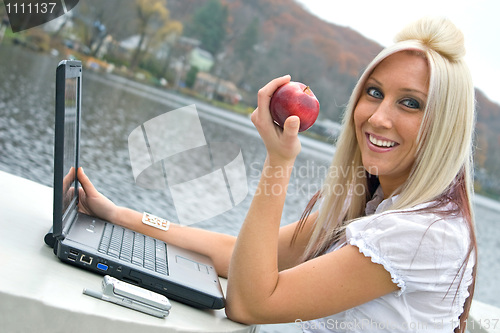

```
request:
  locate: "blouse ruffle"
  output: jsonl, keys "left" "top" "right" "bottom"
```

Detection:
{"left": 345, "top": 205, "right": 472, "bottom": 298}
{"left": 348, "top": 236, "right": 407, "bottom": 296}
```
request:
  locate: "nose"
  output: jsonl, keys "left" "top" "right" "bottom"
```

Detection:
{"left": 368, "top": 101, "right": 393, "bottom": 129}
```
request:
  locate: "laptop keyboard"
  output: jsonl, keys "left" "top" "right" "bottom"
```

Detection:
{"left": 98, "top": 223, "right": 168, "bottom": 275}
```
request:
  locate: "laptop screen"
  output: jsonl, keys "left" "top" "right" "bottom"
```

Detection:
{"left": 53, "top": 60, "right": 82, "bottom": 237}
{"left": 62, "top": 75, "right": 78, "bottom": 214}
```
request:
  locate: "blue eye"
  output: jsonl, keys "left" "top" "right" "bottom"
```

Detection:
{"left": 401, "top": 98, "right": 420, "bottom": 109}
{"left": 367, "top": 87, "right": 383, "bottom": 99}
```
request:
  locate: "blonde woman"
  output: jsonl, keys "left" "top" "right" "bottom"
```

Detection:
{"left": 78, "top": 16, "right": 476, "bottom": 333}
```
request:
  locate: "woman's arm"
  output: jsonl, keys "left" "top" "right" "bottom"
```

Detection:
{"left": 77, "top": 167, "right": 236, "bottom": 277}
{"left": 77, "top": 167, "right": 316, "bottom": 278}
{"left": 225, "top": 76, "right": 398, "bottom": 324}
{"left": 277, "top": 210, "right": 318, "bottom": 271}
{"left": 114, "top": 207, "right": 236, "bottom": 278}
{"left": 228, "top": 243, "right": 399, "bottom": 324}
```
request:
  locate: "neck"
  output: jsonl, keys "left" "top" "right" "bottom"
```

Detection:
{"left": 378, "top": 175, "right": 406, "bottom": 199}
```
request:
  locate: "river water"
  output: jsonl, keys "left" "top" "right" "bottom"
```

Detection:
{"left": 1, "top": 45, "right": 498, "bottom": 328}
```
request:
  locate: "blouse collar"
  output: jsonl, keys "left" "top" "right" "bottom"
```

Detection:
{"left": 365, "top": 186, "right": 399, "bottom": 215}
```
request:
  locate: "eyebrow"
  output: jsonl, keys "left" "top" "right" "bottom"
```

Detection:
{"left": 367, "top": 77, "right": 428, "bottom": 98}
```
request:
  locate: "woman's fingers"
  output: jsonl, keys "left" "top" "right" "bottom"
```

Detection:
{"left": 253, "top": 75, "right": 291, "bottom": 127}
{"left": 257, "top": 74, "right": 291, "bottom": 108}
{"left": 283, "top": 115, "right": 300, "bottom": 140}
{"left": 77, "top": 167, "right": 98, "bottom": 197}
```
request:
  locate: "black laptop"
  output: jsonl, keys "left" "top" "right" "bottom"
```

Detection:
{"left": 44, "top": 60, "right": 225, "bottom": 309}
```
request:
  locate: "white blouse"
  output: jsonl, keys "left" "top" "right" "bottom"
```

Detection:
{"left": 301, "top": 188, "right": 475, "bottom": 333}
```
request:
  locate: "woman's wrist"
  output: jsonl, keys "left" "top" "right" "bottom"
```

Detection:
{"left": 111, "top": 206, "right": 133, "bottom": 228}
{"left": 264, "top": 155, "right": 295, "bottom": 177}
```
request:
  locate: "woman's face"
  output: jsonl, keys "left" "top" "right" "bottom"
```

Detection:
{"left": 354, "top": 51, "right": 429, "bottom": 196}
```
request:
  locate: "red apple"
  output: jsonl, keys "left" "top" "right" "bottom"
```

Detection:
{"left": 269, "top": 81, "right": 320, "bottom": 132}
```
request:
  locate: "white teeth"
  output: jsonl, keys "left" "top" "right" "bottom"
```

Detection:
{"left": 369, "top": 134, "right": 396, "bottom": 148}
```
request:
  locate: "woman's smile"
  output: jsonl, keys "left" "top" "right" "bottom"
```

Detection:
{"left": 365, "top": 132, "right": 399, "bottom": 152}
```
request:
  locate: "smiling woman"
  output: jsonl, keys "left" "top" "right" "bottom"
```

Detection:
{"left": 283, "top": 16, "right": 477, "bottom": 332}
{"left": 354, "top": 51, "right": 429, "bottom": 196}
{"left": 223, "top": 15, "right": 477, "bottom": 332}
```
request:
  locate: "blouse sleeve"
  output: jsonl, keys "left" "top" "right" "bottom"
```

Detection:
{"left": 345, "top": 208, "right": 470, "bottom": 296}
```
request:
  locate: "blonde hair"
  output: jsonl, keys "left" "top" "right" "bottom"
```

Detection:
{"left": 294, "top": 16, "right": 477, "bottom": 332}
{"left": 299, "top": 16, "right": 475, "bottom": 258}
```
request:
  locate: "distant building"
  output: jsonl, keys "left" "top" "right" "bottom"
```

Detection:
{"left": 119, "top": 35, "right": 144, "bottom": 51}
{"left": 189, "top": 47, "right": 214, "bottom": 72}
{"left": 194, "top": 71, "right": 241, "bottom": 104}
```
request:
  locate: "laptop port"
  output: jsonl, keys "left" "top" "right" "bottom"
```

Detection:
{"left": 80, "top": 254, "right": 93, "bottom": 265}
{"left": 67, "top": 254, "right": 78, "bottom": 262}
{"left": 97, "top": 263, "right": 108, "bottom": 271}
{"left": 70, "top": 249, "right": 79, "bottom": 256}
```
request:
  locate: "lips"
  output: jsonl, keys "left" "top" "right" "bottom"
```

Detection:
{"left": 365, "top": 133, "right": 399, "bottom": 152}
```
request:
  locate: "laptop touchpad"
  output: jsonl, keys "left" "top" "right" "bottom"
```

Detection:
{"left": 176, "top": 256, "right": 209, "bottom": 274}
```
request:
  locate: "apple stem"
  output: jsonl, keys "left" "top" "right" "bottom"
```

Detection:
{"left": 303, "top": 86, "right": 311, "bottom": 93}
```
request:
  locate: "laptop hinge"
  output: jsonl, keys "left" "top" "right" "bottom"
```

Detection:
{"left": 62, "top": 208, "right": 78, "bottom": 238}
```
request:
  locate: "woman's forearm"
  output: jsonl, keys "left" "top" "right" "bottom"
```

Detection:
{"left": 226, "top": 156, "right": 294, "bottom": 321}
{"left": 113, "top": 206, "right": 236, "bottom": 278}
{"left": 77, "top": 167, "right": 236, "bottom": 277}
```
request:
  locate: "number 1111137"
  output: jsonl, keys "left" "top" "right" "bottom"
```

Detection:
{"left": 6, "top": 2, "right": 57, "bottom": 14}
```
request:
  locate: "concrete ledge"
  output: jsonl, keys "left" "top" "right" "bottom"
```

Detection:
{"left": 469, "top": 300, "right": 500, "bottom": 333}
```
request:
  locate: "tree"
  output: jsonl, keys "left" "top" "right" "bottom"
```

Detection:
{"left": 184, "top": 0, "right": 228, "bottom": 56}
{"left": 76, "top": 0, "right": 136, "bottom": 51}
{"left": 149, "top": 19, "right": 183, "bottom": 78}
{"left": 130, "top": 0, "right": 167, "bottom": 70}
{"left": 130, "top": 0, "right": 182, "bottom": 71}
{"left": 185, "top": 66, "right": 199, "bottom": 88}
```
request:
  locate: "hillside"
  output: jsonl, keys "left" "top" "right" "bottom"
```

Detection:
{"left": 167, "top": 0, "right": 383, "bottom": 121}
{"left": 166, "top": 0, "right": 500, "bottom": 197}
{"left": 475, "top": 90, "right": 500, "bottom": 197}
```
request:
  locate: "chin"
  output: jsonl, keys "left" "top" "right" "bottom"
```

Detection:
{"left": 361, "top": 159, "right": 383, "bottom": 176}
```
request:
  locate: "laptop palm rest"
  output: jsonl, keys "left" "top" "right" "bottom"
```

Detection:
{"left": 66, "top": 214, "right": 105, "bottom": 250}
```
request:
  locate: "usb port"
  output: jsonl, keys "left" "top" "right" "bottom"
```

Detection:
{"left": 97, "top": 263, "right": 108, "bottom": 271}
{"left": 80, "top": 254, "right": 93, "bottom": 265}
{"left": 67, "top": 254, "right": 77, "bottom": 262}
{"left": 70, "top": 249, "right": 79, "bottom": 256}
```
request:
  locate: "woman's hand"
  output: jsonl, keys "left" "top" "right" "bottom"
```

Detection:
{"left": 251, "top": 75, "right": 302, "bottom": 165}
{"left": 77, "top": 167, "right": 119, "bottom": 223}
